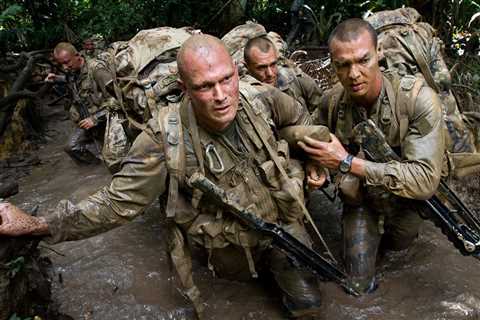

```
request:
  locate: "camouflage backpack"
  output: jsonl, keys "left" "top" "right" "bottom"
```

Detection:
{"left": 365, "top": 7, "right": 479, "bottom": 154}
{"left": 110, "top": 27, "right": 196, "bottom": 122}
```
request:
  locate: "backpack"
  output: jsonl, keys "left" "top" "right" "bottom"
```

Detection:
{"left": 366, "top": 7, "right": 478, "bottom": 154}
{"left": 110, "top": 27, "right": 196, "bottom": 123}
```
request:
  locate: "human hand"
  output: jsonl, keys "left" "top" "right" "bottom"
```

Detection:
{"left": 0, "top": 202, "right": 49, "bottom": 236}
{"left": 44, "top": 73, "right": 57, "bottom": 83}
{"left": 78, "top": 117, "right": 95, "bottom": 129}
{"left": 298, "top": 134, "right": 348, "bottom": 170}
{"left": 305, "top": 161, "right": 327, "bottom": 190}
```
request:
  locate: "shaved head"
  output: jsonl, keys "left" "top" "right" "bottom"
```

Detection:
{"left": 177, "top": 34, "right": 231, "bottom": 82}
{"left": 54, "top": 42, "right": 78, "bottom": 57}
{"left": 328, "top": 18, "right": 377, "bottom": 51}
{"left": 176, "top": 34, "right": 239, "bottom": 132}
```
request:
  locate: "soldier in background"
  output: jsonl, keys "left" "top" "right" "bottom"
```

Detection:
{"left": 46, "top": 42, "right": 113, "bottom": 164}
{"left": 80, "top": 34, "right": 106, "bottom": 59}
{"left": 244, "top": 36, "right": 323, "bottom": 113}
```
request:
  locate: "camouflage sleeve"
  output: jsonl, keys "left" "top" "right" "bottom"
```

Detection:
{"left": 92, "top": 67, "right": 114, "bottom": 97}
{"left": 43, "top": 130, "right": 168, "bottom": 243}
{"left": 266, "top": 86, "right": 312, "bottom": 127}
{"left": 311, "top": 88, "right": 333, "bottom": 126}
{"left": 364, "top": 86, "right": 444, "bottom": 200}
{"left": 296, "top": 73, "right": 324, "bottom": 113}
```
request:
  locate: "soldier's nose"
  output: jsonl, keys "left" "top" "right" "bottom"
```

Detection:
{"left": 212, "top": 83, "right": 226, "bottom": 101}
{"left": 348, "top": 65, "right": 360, "bottom": 80}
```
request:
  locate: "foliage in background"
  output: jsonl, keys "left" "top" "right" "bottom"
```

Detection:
{"left": 0, "top": 0, "right": 479, "bottom": 59}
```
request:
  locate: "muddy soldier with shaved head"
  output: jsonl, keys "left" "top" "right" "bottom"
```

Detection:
{"left": 47, "top": 42, "right": 116, "bottom": 165}
{"left": 0, "top": 34, "right": 323, "bottom": 318}
{"left": 300, "top": 18, "right": 445, "bottom": 293}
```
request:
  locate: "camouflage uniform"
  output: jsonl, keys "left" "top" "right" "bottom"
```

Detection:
{"left": 313, "top": 73, "right": 444, "bottom": 291}
{"left": 43, "top": 78, "right": 323, "bottom": 318}
{"left": 366, "top": 7, "right": 479, "bottom": 154}
{"left": 276, "top": 65, "right": 323, "bottom": 113}
{"left": 64, "top": 57, "right": 113, "bottom": 164}
{"left": 80, "top": 34, "right": 107, "bottom": 60}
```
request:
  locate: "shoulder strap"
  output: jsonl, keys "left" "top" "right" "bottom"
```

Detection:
{"left": 157, "top": 103, "right": 185, "bottom": 218}
{"left": 393, "top": 75, "right": 424, "bottom": 142}
{"left": 327, "top": 84, "right": 345, "bottom": 131}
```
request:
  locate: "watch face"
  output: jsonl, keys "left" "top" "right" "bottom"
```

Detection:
{"left": 339, "top": 161, "right": 350, "bottom": 173}
{"left": 339, "top": 155, "right": 353, "bottom": 173}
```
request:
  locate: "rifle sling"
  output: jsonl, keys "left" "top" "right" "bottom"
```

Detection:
{"left": 240, "top": 93, "right": 337, "bottom": 263}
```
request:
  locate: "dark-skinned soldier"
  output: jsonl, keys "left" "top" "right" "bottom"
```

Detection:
{"left": 299, "top": 19, "right": 444, "bottom": 293}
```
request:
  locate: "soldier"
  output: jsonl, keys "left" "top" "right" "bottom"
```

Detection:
{"left": 299, "top": 19, "right": 445, "bottom": 293}
{"left": 0, "top": 35, "right": 322, "bottom": 319}
{"left": 244, "top": 36, "right": 323, "bottom": 113}
{"left": 46, "top": 42, "right": 114, "bottom": 165}
{"left": 80, "top": 34, "right": 106, "bottom": 59}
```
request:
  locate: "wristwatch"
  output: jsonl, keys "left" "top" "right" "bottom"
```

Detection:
{"left": 338, "top": 154, "right": 354, "bottom": 174}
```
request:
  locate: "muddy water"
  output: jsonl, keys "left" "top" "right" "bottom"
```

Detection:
{"left": 9, "top": 105, "right": 480, "bottom": 319}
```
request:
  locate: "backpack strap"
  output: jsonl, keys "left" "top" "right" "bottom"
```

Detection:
{"left": 157, "top": 103, "right": 185, "bottom": 218}
{"left": 392, "top": 75, "right": 424, "bottom": 143}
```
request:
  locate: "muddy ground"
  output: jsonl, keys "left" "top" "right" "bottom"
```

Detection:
{"left": 7, "top": 103, "right": 480, "bottom": 320}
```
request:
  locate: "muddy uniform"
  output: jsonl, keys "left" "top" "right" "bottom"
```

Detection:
{"left": 313, "top": 73, "right": 444, "bottom": 291}
{"left": 277, "top": 65, "right": 323, "bottom": 113}
{"left": 43, "top": 78, "right": 323, "bottom": 318}
{"left": 65, "top": 57, "right": 113, "bottom": 164}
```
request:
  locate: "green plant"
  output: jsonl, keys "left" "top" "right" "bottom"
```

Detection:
{"left": 5, "top": 256, "right": 25, "bottom": 279}
{"left": 8, "top": 313, "right": 31, "bottom": 320}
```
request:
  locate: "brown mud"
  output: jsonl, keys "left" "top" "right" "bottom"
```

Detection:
{"left": 7, "top": 104, "right": 480, "bottom": 320}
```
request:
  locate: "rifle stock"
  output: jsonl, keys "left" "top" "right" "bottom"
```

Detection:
{"left": 188, "top": 172, "right": 360, "bottom": 296}
{"left": 353, "top": 120, "right": 480, "bottom": 257}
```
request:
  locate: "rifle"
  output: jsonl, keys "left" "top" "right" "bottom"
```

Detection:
{"left": 188, "top": 172, "right": 361, "bottom": 296}
{"left": 71, "top": 79, "right": 91, "bottom": 121}
{"left": 352, "top": 119, "right": 480, "bottom": 257}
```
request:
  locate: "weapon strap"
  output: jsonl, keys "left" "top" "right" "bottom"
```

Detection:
{"left": 240, "top": 93, "right": 337, "bottom": 263}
